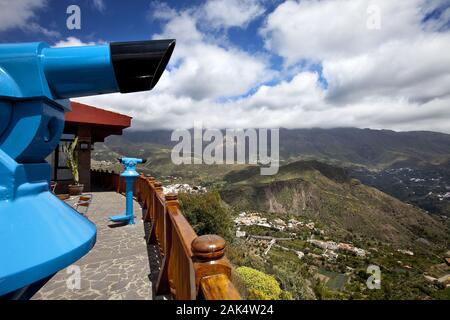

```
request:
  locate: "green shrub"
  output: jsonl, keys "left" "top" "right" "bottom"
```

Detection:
{"left": 280, "top": 290, "right": 294, "bottom": 300}
{"left": 234, "top": 266, "right": 283, "bottom": 300}
{"left": 178, "top": 191, "right": 233, "bottom": 240}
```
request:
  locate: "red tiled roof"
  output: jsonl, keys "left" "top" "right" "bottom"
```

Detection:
{"left": 66, "top": 102, "right": 132, "bottom": 128}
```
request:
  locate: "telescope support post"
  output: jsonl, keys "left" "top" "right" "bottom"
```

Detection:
{"left": 109, "top": 157, "right": 143, "bottom": 225}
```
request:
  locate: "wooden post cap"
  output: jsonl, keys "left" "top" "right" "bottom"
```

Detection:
{"left": 192, "top": 235, "right": 226, "bottom": 260}
{"left": 165, "top": 193, "right": 178, "bottom": 201}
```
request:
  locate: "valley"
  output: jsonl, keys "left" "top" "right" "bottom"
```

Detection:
{"left": 350, "top": 163, "right": 450, "bottom": 217}
{"left": 91, "top": 127, "right": 450, "bottom": 299}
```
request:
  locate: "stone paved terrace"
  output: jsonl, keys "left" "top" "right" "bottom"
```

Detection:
{"left": 32, "top": 191, "right": 160, "bottom": 300}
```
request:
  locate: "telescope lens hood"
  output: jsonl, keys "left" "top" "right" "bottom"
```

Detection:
{"left": 110, "top": 39, "right": 175, "bottom": 93}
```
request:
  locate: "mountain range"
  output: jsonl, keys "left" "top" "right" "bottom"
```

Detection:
{"left": 92, "top": 127, "right": 450, "bottom": 248}
{"left": 105, "top": 127, "right": 450, "bottom": 168}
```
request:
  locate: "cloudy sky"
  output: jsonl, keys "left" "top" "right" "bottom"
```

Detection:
{"left": 1, "top": 0, "right": 450, "bottom": 132}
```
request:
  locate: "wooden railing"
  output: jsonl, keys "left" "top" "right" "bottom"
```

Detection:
{"left": 91, "top": 169, "right": 241, "bottom": 300}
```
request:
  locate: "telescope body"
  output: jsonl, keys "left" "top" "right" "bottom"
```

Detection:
{"left": 0, "top": 39, "right": 175, "bottom": 298}
{"left": 120, "top": 157, "right": 144, "bottom": 177}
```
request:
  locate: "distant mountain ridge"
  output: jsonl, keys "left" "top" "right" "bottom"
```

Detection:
{"left": 110, "top": 127, "right": 450, "bottom": 169}
{"left": 94, "top": 127, "right": 450, "bottom": 217}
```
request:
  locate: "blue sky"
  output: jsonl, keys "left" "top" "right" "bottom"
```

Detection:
{"left": 1, "top": 0, "right": 450, "bottom": 133}
{"left": 0, "top": 0, "right": 180, "bottom": 42}
{"left": 0, "top": 0, "right": 278, "bottom": 65}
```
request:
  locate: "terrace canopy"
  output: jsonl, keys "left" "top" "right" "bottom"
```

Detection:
{"left": 48, "top": 101, "right": 132, "bottom": 193}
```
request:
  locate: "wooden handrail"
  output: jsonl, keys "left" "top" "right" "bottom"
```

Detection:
{"left": 91, "top": 169, "right": 241, "bottom": 300}
{"left": 200, "top": 274, "right": 242, "bottom": 300}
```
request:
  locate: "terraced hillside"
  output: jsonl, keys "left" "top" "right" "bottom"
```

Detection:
{"left": 220, "top": 161, "right": 449, "bottom": 248}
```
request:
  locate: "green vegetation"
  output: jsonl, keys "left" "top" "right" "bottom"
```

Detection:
{"left": 63, "top": 137, "right": 80, "bottom": 185}
{"left": 318, "top": 269, "right": 348, "bottom": 290}
{"left": 234, "top": 266, "right": 291, "bottom": 300}
{"left": 266, "top": 249, "right": 316, "bottom": 299}
{"left": 178, "top": 191, "right": 233, "bottom": 240}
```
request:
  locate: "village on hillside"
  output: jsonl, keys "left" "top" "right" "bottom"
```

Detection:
{"left": 233, "top": 211, "right": 450, "bottom": 293}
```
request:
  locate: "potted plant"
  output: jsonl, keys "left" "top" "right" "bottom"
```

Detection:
{"left": 63, "top": 137, "right": 84, "bottom": 195}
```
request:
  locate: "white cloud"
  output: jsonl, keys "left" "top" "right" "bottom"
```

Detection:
{"left": 23, "top": 21, "right": 60, "bottom": 37}
{"left": 152, "top": 10, "right": 273, "bottom": 100}
{"left": 76, "top": 72, "right": 450, "bottom": 133}
{"left": 202, "top": 0, "right": 265, "bottom": 29}
{"left": 149, "top": 2, "right": 178, "bottom": 21}
{"left": 0, "top": 0, "right": 60, "bottom": 37}
{"left": 92, "top": 0, "right": 105, "bottom": 12}
{"left": 76, "top": 0, "right": 450, "bottom": 134}
{"left": 161, "top": 42, "right": 272, "bottom": 100}
{"left": 255, "top": 0, "right": 450, "bottom": 132}
{"left": 53, "top": 37, "right": 96, "bottom": 48}
{"left": 154, "top": 12, "right": 203, "bottom": 44}
{"left": 243, "top": 72, "right": 325, "bottom": 111}
{"left": 323, "top": 33, "right": 450, "bottom": 104}
{"left": 149, "top": 0, "right": 265, "bottom": 30}
{"left": 0, "top": 0, "right": 52, "bottom": 33}
{"left": 261, "top": 0, "right": 425, "bottom": 63}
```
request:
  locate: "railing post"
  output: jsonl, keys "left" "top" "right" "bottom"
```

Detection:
{"left": 191, "top": 235, "right": 234, "bottom": 298}
{"left": 148, "top": 181, "right": 163, "bottom": 245}
{"left": 143, "top": 176, "right": 154, "bottom": 222}
{"left": 155, "top": 192, "right": 177, "bottom": 296}
{"left": 135, "top": 175, "right": 143, "bottom": 202}
{"left": 152, "top": 180, "right": 163, "bottom": 228}
{"left": 153, "top": 181, "right": 163, "bottom": 193}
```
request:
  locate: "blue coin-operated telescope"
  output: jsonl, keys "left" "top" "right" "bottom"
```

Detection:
{"left": 110, "top": 157, "right": 145, "bottom": 225}
{"left": 0, "top": 39, "right": 175, "bottom": 299}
